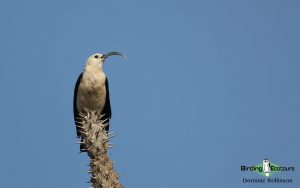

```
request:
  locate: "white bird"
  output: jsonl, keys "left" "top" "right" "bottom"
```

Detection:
{"left": 263, "top": 159, "right": 271, "bottom": 177}
{"left": 73, "top": 52, "right": 125, "bottom": 151}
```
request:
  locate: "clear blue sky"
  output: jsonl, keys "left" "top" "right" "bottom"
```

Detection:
{"left": 0, "top": 0, "right": 299, "bottom": 187}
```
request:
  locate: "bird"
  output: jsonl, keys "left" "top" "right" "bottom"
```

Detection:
{"left": 263, "top": 159, "right": 271, "bottom": 177}
{"left": 73, "top": 51, "right": 125, "bottom": 152}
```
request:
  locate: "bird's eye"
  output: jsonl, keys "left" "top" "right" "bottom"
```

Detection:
{"left": 94, "top": 55, "right": 99, "bottom": 59}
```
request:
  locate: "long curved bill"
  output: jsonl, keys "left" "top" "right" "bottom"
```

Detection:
{"left": 103, "top": 51, "right": 127, "bottom": 59}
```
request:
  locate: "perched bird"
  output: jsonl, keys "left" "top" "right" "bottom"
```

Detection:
{"left": 263, "top": 159, "right": 271, "bottom": 177}
{"left": 73, "top": 52, "right": 125, "bottom": 151}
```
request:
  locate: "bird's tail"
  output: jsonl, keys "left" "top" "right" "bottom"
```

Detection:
{"left": 79, "top": 138, "right": 87, "bottom": 152}
{"left": 74, "top": 117, "right": 87, "bottom": 152}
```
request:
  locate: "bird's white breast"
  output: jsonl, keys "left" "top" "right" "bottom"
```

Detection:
{"left": 76, "top": 70, "right": 107, "bottom": 113}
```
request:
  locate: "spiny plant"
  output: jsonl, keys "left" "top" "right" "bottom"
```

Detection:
{"left": 76, "top": 110, "right": 122, "bottom": 188}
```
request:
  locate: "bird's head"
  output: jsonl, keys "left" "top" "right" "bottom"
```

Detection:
{"left": 263, "top": 159, "right": 269, "bottom": 164}
{"left": 85, "top": 51, "right": 125, "bottom": 71}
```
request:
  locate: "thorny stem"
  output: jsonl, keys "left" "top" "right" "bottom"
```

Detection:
{"left": 77, "top": 110, "right": 122, "bottom": 188}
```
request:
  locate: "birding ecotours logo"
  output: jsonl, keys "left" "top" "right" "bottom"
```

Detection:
{"left": 240, "top": 159, "right": 295, "bottom": 184}
{"left": 241, "top": 159, "right": 294, "bottom": 177}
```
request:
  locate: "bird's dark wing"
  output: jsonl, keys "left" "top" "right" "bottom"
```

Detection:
{"left": 100, "top": 78, "right": 112, "bottom": 131}
{"left": 73, "top": 72, "right": 83, "bottom": 137}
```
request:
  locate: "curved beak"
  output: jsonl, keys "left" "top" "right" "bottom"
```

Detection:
{"left": 103, "top": 51, "right": 126, "bottom": 60}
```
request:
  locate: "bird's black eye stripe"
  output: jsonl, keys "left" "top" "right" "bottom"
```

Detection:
{"left": 94, "top": 55, "right": 99, "bottom": 59}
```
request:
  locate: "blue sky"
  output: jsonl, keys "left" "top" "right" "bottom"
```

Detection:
{"left": 0, "top": 0, "right": 299, "bottom": 187}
